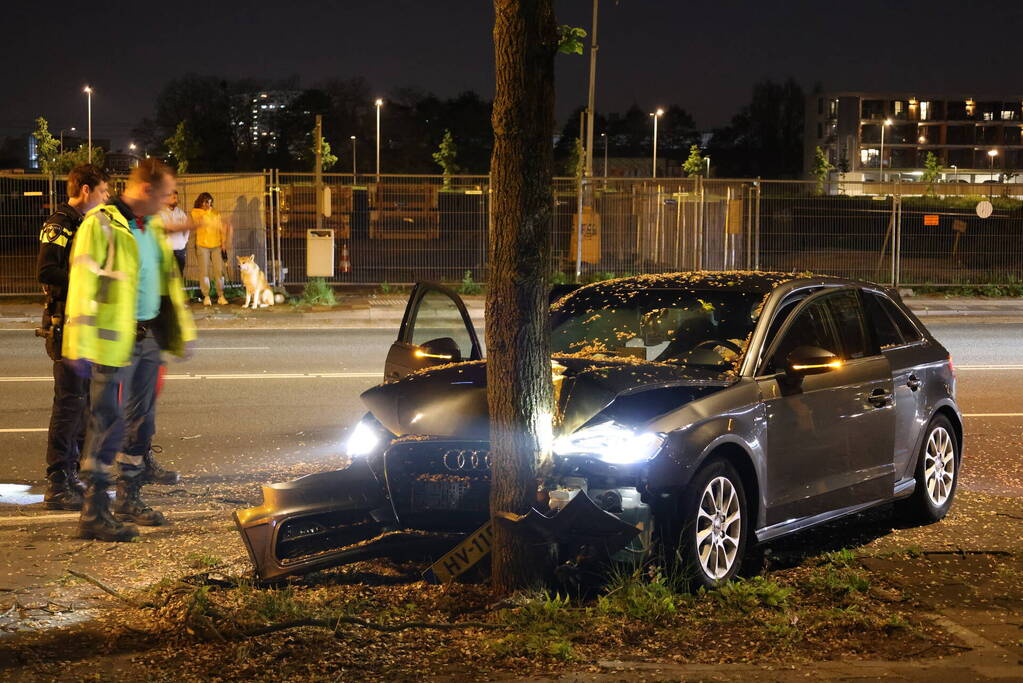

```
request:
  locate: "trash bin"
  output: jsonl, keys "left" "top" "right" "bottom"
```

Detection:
{"left": 306, "top": 229, "right": 334, "bottom": 277}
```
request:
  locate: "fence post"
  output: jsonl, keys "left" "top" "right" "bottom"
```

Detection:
{"left": 575, "top": 174, "right": 584, "bottom": 280}
{"left": 893, "top": 181, "right": 902, "bottom": 288}
{"left": 754, "top": 178, "right": 761, "bottom": 271}
{"left": 697, "top": 175, "right": 705, "bottom": 270}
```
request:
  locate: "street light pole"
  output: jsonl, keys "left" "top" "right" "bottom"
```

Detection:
{"left": 59, "top": 127, "right": 76, "bottom": 151}
{"left": 84, "top": 86, "right": 93, "bottom": 163}
{"left": 584, "top": 0, "right": 599, "bottom": 177}
{"left": 601, "top": 132, "right": 608, "bottom": 182}
{"left": 374, "top": 99, "right": 383, "bottom": 180}
{"left": 351, "top": 136, "right": 357, "bottom": 179}
{"left": 988, "top": 148, "right": 998, "bottom": 179}
{"left": 705, "top": 156, "right": 711, "bottom": 178}
{"left": 650, "top": 108, "right": 663, "bottom": 178}
{"left": 951, "top": 164, "right": 958, "bottom": 183}
{"left": 879, "top": 117, "right": 892, "bottom": 183}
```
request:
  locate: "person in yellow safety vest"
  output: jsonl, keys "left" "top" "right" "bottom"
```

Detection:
{"left": 63, "top": 159, "right": 196, "bottom": 542}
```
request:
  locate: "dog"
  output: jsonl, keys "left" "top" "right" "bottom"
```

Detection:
{"left": 237, "top": 255, "right": 274, "bottom": 308}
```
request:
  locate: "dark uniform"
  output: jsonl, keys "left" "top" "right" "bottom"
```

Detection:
{"left": 37, "top": 202, "right": 89, "bottom": 508}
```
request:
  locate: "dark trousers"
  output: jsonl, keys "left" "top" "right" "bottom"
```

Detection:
{"left": 173, "top": 249, "right": 187, "bottom": 278}
{"left": 80, "top": 333, "right": 163, "bottom": 481}
{"left": 45, "top": 360, "right": 89, "bottom": 475}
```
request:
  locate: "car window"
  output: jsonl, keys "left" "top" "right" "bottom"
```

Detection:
{"left": 762, "top": 297, "right": 803, "bottom": 353}
{"left": 862, "top": 292, "right": 904, "bottom": 348}
{"left": 878, "top": 295, "right": 923, "bottom": 343}
{"left": 767, "top": 299, "right": 838, "bottom": 372}
{"left": 410, "top": 289, "right": 474, "bottom": 360}
{"left": 827, "top": 290, "right": 872, "bottom": 359}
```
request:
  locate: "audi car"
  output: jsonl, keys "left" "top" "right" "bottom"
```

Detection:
{"left": 235, "top": 272, "right": 961, "bottom": 586}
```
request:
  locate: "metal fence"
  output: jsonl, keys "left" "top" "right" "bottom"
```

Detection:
{"left": 3, "top": 171, "right": 1022, "bottom": 295}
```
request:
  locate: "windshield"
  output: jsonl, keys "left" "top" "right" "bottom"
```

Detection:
{"left": 550, "top": 288, "right": 764, "bottom": 368}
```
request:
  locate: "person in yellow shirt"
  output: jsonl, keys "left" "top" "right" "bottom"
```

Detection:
{"left": 190, "top": 192, "right": 232, "bottom": 305}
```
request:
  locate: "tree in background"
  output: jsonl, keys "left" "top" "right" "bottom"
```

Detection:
{"left": 165, "top": 121, "right": 199, "bottom": 174}
{"left": 812, "top": 145, "right": 834, "bottom": 195}
{"left": 922, "top": 151, "right": 943, "bottom": 195}
{"left": 708, "top": 78, "right": 805, "bottom": 179}
{"left": 487, "top": 0, "right": 559, "bottom": 596}
{"left": 564, "top": 137, "right": 585, "bottom": 177}
{"left": 682, "top": 144, "right": 705, "bottom": 177}
{"left": 310, "top": 127, "right": 338, "bottom": 171}
{"left": 32, "top": 117, "right": 105, "bottom": 174}
{"left": 31, "top": 118, "right": 60, "bottom": 175}
{"left": 152, "top": 75, "right": 236, "bottom": 172}
{"left": 432, "top": 129, "right": 461, "bottom": 187}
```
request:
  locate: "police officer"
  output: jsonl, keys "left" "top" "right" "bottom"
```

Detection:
{"left": 37, "top": 165, "right": 109, "bottom": 509}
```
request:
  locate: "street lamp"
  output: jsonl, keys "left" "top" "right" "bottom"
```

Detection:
{"left": 83, "top": 86, "right": 93, "bottom": 163}
{"left": 988, "top": 149, "right": 998, "bottom": 179}
{"left": 705, "top": 156, "right": 711, "bottom": 178}
{"left": 951, "top": 164, "right": 958, "bottom": 183}
{"left": 600, "top": 132, "right": 608, "bottom": 182}
{"left": 374, "top": 98, "right": 383, "bottom": 180}
{"left": 59, "top": 126, "right": 76, "bottom": 151}
{"left": 650, "top": 108, "right": 663, "bottom": 178}
{"left": 129, "top": 142, "right": 137, "bottom": 152}
{"left": 351, "top": 136, "right": 357, "bottom": 178}
{"left": 879, "top": 118, "right": 892, "bottom": 183}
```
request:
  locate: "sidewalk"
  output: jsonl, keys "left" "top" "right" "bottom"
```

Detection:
{"left": 1, "top": 293, "right": 1021, "bottom": 330}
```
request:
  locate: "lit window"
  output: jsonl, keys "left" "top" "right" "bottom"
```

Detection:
{"left": 1002, "top": 110, "right": 1016, "bottom": 120}
{"left": 920, "top": 102, "right": 931, "bottom": 120}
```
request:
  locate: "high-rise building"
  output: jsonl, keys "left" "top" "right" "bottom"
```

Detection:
{"left": 233, "top": 90, "right": 300, "bottom": 153}
{"left": 806, "top": 92, "right": 1023, "bottom": 182}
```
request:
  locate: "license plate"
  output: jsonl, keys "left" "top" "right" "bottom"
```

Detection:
{"left": 423, "top": 521, "right": 493, "bottom": 584}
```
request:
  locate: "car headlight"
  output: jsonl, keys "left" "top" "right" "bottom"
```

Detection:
{"left": 346, "top": 419, "right": 382, "bottom": 457}
{"left": 552, "top": 422, "right": 665, "bottom": 465}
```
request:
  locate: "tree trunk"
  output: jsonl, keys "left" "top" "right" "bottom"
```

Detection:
{"left": 488, "top": 0, "right": 558, "bottom": 596}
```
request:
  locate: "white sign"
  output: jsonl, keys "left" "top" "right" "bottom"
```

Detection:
{"left": 976, "top": 200, "right": 993, "bottom": 219}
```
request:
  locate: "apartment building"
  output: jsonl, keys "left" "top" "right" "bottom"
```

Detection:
{"left": 806, "top": 92, "right": 1023, "bottom": 182}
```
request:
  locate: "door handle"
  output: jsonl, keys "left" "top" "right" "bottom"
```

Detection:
{"left": 868, "top": 389, "right": 892, "bottom": 407}
{"left": 907, "top": 374, "right": 922, "bottom": 391}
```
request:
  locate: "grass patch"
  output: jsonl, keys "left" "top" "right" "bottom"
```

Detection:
{"left": 185, "top": 553, "right": 223, "bottom": 570}
{"left": 457, "top": 270, "right": 483, "bottom": 295}
{"left": 301, "top": 278, "right": 336, "bottom": 306}
{"left": 596, "top": 566, "right": 684, "bottom": 621}
{"left": 710, "top": 576, "right": 792, "bottom": 613}
{"left": 488, "top": 591, "right": 587, "bottom": 661}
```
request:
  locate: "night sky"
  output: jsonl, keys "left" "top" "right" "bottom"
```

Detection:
{"left": 4, "top": 0, "right": 1021, "bottom": 150}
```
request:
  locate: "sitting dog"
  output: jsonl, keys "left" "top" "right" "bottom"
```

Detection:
{"left": 237, "top": 255, "right": 274, "bottom": 308}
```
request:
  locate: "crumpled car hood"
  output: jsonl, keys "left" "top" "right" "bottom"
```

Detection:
{"left": 360, "top": 356, "right": 732, "bottom": 439}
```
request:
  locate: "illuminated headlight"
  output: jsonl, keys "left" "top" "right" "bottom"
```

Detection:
{"left": 552, "top": 422, "right": 665, "bottom": 465}
{"left": 346, "top": 419, "right": 382, "bottom": 458}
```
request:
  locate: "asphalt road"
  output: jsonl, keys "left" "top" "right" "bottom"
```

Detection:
{"left": 0, "top": 320, "right": 1020, "bottom": 493}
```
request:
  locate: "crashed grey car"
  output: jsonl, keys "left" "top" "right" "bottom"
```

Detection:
{"left": 235, "top": 272, "right": 961, "bottom": 587}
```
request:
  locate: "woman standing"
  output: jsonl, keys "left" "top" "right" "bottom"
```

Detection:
{"left": 190, "top": 192, "right": 232, "bottom": 305}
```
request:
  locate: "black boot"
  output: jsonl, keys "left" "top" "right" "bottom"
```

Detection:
{"left": 114, "top": 475, "right": 167, "bottom": 526}
{"left": 78, "top": 480, "right": 139, "bottom": 542}
{"left": 141, "top": 446, "right": 179, "bottom": 485}
{"left": 68, "top": 463, "right": 87, "bottom": 496}
{"left": 44, "top": 469, "right": 84, "bottom": 510}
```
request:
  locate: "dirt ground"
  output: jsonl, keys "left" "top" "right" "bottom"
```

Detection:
{"left": 1, "top": 459, "right": 1021, "bottom": 682}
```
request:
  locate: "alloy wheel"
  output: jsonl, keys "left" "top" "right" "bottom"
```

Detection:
{"left": 924, "top": 426, "right": 956, "bottom": 507}
{"left": 695, "top": 475, "right": 742, "bottom": 580}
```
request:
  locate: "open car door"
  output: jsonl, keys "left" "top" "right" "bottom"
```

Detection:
{"left": 383, "top": 282, "right": 483, "bottom": 382}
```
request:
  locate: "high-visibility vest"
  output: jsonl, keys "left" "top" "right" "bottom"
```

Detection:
{"left": 63, "top": 203, "right": 196, "bottom": 366}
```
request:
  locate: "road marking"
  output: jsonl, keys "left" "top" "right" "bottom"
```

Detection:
{"left": 0, "top": 428, "right": 48, "bottom": 433}
{"left": 193, "top": 346, "right": 271, "bottom": 351}
{"left": 0, "top": 508, "right": 227, "bottom": 527}
{"left": 0, "top": 372, "right": 380, "bottom": 382}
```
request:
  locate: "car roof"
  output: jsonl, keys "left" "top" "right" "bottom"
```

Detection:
{"left": 554, "top": 271, "right": 878, "bottom": 304}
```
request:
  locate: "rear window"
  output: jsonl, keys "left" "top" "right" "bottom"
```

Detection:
{"left": 862, "top": 292, "right": 904, "bottom": 348}
{"left": 878, "top": 294, "right": 923, "bottom": 343}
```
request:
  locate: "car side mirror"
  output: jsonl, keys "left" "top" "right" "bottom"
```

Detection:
{"left": 785, "top": 346, "right": 842, "bottom": 377}
{"left": 415, "top": 337, "right": 462, "bottom": 363}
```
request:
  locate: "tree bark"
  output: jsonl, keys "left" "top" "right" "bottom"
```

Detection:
{"left": 488, "top": 0, "right": 558, "bottom": 596}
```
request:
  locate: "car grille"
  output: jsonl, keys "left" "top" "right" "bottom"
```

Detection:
{"left": 384, "top": 440, "right": 491, "bottom": 531}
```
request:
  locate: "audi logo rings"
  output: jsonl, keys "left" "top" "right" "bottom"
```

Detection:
{"left": 442, "top": 449, "right": 491, "bottom": 472}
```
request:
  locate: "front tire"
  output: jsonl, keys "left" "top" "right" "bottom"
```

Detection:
{"left": 678, "top": 459, "right": 749, "bottom": 589}
{"left": 896, "top": 415, "right": 959, "bottom": 523}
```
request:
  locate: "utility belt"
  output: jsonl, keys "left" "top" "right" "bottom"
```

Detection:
{"left": 35, "top": 294, "right": 65, "bottom": 361}
{"left": 136, "top": 318, "right": 157, "bottom": 343}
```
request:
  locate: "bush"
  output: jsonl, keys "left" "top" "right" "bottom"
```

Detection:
{"left": 301, "top": 278, "right": 336, "bottom": 306}
{"left": 597, "top": 567, "right": 680, "bottom": 621}
{"left": 458, "top": 270, "right": 483, "bottom": 295}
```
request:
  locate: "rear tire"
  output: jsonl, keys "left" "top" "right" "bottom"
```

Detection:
{"left": 676, "top": 459, "right": 749, "bottom": 589}
{"left": 896, "top": 415, "right": 959, "bottom": 524}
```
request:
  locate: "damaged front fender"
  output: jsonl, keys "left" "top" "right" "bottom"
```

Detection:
{"left": 234, "top": 458, "right": 398, "bottom": 581}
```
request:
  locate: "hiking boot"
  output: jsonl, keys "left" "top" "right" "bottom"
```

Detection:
{"left": 114, "top": 476, "right": 167, "bottom": 526}
{"left": 78, "top": 481, "right": 139, "bottom": 542}
{"left": 44, "top": 469, "right": 83, "bottom": 510}
{"left": 68, "top": 464, "right": 87, "bottom": 496}
{"left": 142, "top": 446, "right": 179, "bottom": 485}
